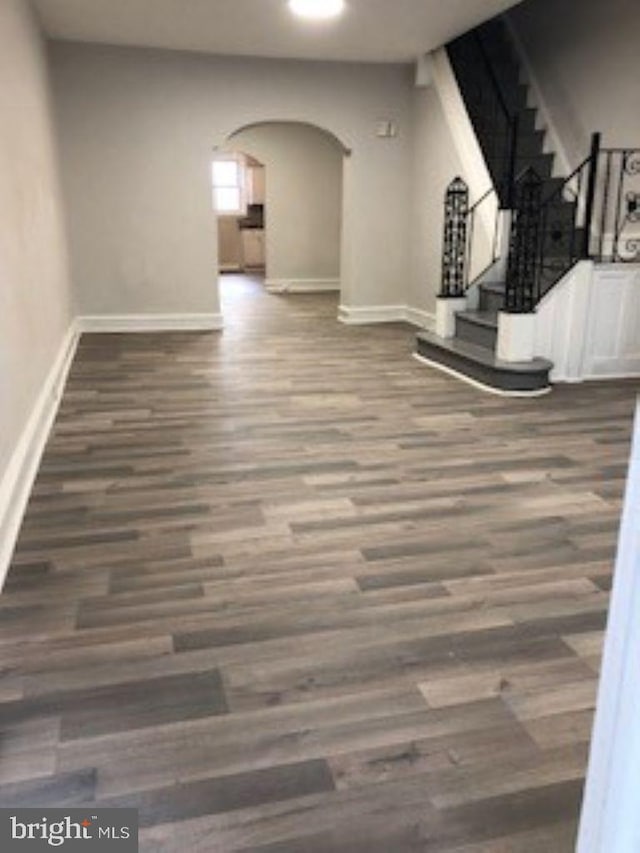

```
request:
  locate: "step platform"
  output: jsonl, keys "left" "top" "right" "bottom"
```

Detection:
{"left": 416, "top": 331, "right": 552, "bottom": 395}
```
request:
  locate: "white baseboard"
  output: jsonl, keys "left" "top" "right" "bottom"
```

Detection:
{"left": 585, "top": 363, "right": 640, "bottom": 380}
{"left": 339, "top": 304, "right": 407, "bottom": 325}
{"left": 404, "top": 306, "right": 436, "bottom": 331}
{"left": 339, "top": 304, "right": 435, "bottom": 329}
{"left": 265, "top": 279, "right": 340, "bottom": 294}
{"left": 77, "top": 313, "right": 224, "bottom": 332}
{"left": 0, "top": 323, "right": 80, "bottom": 590}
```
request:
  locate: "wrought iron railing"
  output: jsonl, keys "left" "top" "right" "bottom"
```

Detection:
{"left": 504, "top": 168, "right": 546, "bottom": 312}
{"left": 590, "top": 147, "right": 640, "bottom": 263}
{"left": 505, "top": 135, "right": 640, "bottom": 312}
{"left": 441, "top": 19, "right": 639, "bottom": 316}
{"left": 440, "top": 177, "right": 469, "bottom": 297}
{"left": 439, "top": 178, "right": 503, "bottom": 298}
{"left": 440, "top": 137, "right": 640, "bottom": 310}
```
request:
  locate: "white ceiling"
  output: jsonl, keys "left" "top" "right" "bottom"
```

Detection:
{"left": 33, "top": 0, "right": 523, "bottom": 64}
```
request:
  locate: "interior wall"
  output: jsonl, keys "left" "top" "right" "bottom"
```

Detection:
{"left": 229, "top": 122, "right": 343, "bottom": 287}
{"left": 409, "top": 81, "right": 471, "bottom": 317}
{"left": 507, "top": 0, "right": 639, "bottom": 164}
{"left": 0, "top": 0, "right": 73, "bottom": 478}
{"left": 50, "top": 43, "right": 414, "bottom": 316}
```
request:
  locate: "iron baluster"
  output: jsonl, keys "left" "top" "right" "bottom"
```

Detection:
{"left": 440, "top": 177, "right": 470, "bottom": 297}
{"left": 582, "top": 132, "right": 601, "bottom": 258}
{"left": 506, "top": 168, "right": 543, "bottom": 313}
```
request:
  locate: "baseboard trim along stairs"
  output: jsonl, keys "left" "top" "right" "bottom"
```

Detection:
{"left": 339, "top": 304, "right": 435, "bottom": 329}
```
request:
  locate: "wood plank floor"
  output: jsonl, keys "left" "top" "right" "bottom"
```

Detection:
{"left": 2, "top": 274, "right": 638, "bottom": 851}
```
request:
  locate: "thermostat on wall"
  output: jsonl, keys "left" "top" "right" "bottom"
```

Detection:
{"left": 375, "top": 120, "right": 397, "bottom": 138}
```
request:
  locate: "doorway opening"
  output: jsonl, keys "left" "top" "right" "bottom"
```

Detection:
{"left": 213, "top": 151, "right": 266, "bottom": 281}
{"left": 214, "top": 121, "right": 346, "bottom": 310}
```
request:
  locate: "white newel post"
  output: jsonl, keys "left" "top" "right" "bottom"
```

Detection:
{"left": 496, "top": 311, "right": 536, "bottom": 362}
{"left": 435, "top": 296, "right": 467, "bottom": 339}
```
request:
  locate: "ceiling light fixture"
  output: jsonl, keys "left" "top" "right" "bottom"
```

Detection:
{"left": 289, "top": 0, "right": 346, "bottom": 21}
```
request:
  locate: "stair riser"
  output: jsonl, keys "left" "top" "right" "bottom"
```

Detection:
{"left": 543, "top": 234, "right": 582, "bottom": 257}
{"left": 514, "top": 155, "right": 555, "bottom": 180}
{"left": 479, "top": 289, "right": 505, "bottom": 313}
{"left": 455, "top": 316, "right": 498, "bottom": 350}
{"left": 490, "top": 131, "right": 545, "bottom": 159}
{"left": 466, "top": 105, "right": 538, "bottom": 138}
{"left": 517, "top": 110, "right": 538, "bottom": 136}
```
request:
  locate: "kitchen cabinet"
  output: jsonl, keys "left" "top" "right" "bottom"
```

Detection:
{"left": 217, "top": 216, "right": 243, "bottom": 271}
{"left": 242, "top": 228, "right": 265, "bottom": 269}
{"left": 247, "top": 166, "right": 265, "bottom": 205}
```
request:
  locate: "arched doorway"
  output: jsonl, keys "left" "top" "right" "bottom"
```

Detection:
{"left": 212, "top": 120, "right": 348, "bottom": 313}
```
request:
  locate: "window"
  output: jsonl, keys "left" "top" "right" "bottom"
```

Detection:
{"left": 212, "top": 156, "right": 245, "bottom": 215}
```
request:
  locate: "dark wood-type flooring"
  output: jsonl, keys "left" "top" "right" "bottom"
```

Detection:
{"left": 2, "top": 275, "right": 638, "bottom": 851}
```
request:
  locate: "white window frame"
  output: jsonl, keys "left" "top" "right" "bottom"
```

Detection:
{"left": 211, "top": 154, "right": 246, "bottom": 216}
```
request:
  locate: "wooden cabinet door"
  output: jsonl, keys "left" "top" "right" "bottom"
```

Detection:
{"left": 248, "top": 167, "right": 265, "bottom": 205}
{"left": 242, "top": 229, "right": 265, "bottom": 268}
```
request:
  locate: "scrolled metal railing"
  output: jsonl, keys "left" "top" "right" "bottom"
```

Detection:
{"left": 504, "top": 134, "right": 640, "bottom": 312}
{"left": 505, "top": 167, "right": 545, "bottom": 313}
{"left": 439, "top": 177, "right": 469, "bottom": 298}
{"left": 438, "top": 178, "right": 503, "bottom": 298}
{"left": 591, "top": 147, "right": 640, "bottom": 263}
{"left": 504, "top": 153, "right": 594, "bottom": 312}
{"left": 441, "top": 135, "right": 640, "bottom": 312}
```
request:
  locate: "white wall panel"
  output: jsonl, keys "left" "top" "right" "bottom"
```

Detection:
{"left": 534, "top": 263, "right": 640, "bottom": 382}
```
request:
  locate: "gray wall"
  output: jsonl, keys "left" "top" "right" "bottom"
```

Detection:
{"left": 50, "top": 42, "right": 414, "bottom": 316}
{"left": 229, "top": 122, "right": 343, "bottom": 286}
{"left": 0, "top": 0, "right": 72, "bottom": 477}
{"left": 410, "top": 84, "right": 466, "bottom": 315}
{"left": 508, "top": 0, "right": 639, "bottom": 163}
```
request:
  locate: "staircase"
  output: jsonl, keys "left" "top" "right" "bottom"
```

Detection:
{"left": 416, "top": 17, "right": 562, "bottom": 393}
{"left": 416, "top": 17, "right": 638, "bottom": 393}
{"left": 416, "top": 281, "right": 553, "bottom": 394}
{"left": 447, "top": 19, "right": 560, "bottom": 204}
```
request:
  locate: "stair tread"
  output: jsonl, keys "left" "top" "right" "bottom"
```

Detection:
{"left": 416, "top": 331, "right": 553, "bottom": 374}
{"left": 457, "top": 310, "right": 499, "bottom": 329}
{"left": 480, "top": 281, "right": 506, "bottom": 294}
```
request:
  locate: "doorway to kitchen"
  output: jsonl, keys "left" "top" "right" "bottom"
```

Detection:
{"left": 213, "top": 151, "right": 266, "bottom": 282}
{"left": 214, "top": 121, "right": 345, "bottom": 305}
